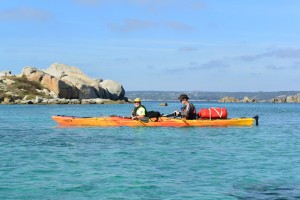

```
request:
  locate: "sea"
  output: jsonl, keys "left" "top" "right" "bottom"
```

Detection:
{"left": 1, "top": 101, "right": 300, "bottom": 200}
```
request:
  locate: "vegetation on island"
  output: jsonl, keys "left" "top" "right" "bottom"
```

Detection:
{"left": 0, "top": 76, "right": 50, "bottom": 100}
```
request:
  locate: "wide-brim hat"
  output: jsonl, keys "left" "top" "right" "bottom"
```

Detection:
{"left": 134, "top": 98, "right": 141, "bottom": 103}
{"left": 178, "top": 94, "right": 189, "bottom": 100}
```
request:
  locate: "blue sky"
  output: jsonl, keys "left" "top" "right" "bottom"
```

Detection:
{"left": 1, "top": 0, "right": 300, "bottom": 91}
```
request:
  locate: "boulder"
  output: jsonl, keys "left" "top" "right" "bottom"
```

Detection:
{"left": 219, "top": 96, "right": 240, "bottom": 103}
{"left": 44, "top": 63, "right": 106, "bottom": 99}
{"left": 22, "top": 67, "right": 43, "bottom": 81}
{"left": 62, "top": 76, "right": 98, "bottom": 99}
{"left": 22, "top": 66, "right": 77, "bottom": 99}
{"left": 242, "top": 96, "right": 251, "bottom": 103}
{"left": 242, "top": 96, "right": 257, "bottom": 103}
{"left": 271, "top": 96, "right": 286, "bottom": 103}
{"left": 47, "top": 98, "right": 69, "bottom": 104}
{"left": 4, "top": 96, "right": 14, "bottom": 103}
{"left": 100, "top": 80, "right": 125, "bottom": 100}
{"left": 69, "top": 99, "right": 81, "bottom": 104}
{"left": 295, "top": 93, "right": 300, "bottom": 103}
{"left": 286, "top": 96, "right": 295, "bottom": 103}
{"left": 22, "top": 63, "right": 126, "bottom": 101}
{"left": 159, "top": 102, "right": 168, "bottom": 106}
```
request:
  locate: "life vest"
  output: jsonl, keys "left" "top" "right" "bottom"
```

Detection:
{"left": 181, "top": 103, "right": 197, "bottom": 120}
{"left": 132, "top": 105, "right": 147, "bottom": 117}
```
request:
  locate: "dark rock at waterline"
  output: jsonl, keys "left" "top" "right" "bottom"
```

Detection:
{"left": 159, "top": 102, "right": 168, "bottom": 106}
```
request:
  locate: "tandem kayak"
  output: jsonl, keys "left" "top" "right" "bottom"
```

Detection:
{"left": 52, "top": 115, "right": 259, "bottom": 127}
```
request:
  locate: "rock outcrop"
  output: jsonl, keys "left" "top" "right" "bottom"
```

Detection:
{"left": 219, "top": 96, "right": 240, "bottom": 103}
{"left": 100, "top": 80, "right": 125, "bottom": 100}
{"left": 270, "top": 95, "right": 287, "bottom": 103}
{"left": 242, "top": 96, "right": 258, "bottom": 103}
{"left": 22, "top": 66, "right": 76, "bottom": 99}
{"left": 272, "top": 93, "right": 300, "bottom": 103}
{"left": 43, "top": 63, "right": 99, "bottom": 99}
{"left": 21, "top": 63, "right": 126, "bottom": 100}
{"left": 159, "top": 102, "right": 168, "bottom": 106}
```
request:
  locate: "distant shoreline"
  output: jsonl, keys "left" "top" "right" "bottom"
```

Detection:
{"left": 126, "top": 91, "right": 300, "bottom": 103}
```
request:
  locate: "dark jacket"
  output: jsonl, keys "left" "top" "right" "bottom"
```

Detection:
{"left": 181, "top": 103, "right": 197, "bottom": 120}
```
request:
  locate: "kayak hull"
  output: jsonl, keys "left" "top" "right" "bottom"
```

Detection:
{"left": 52, "top": 115, "right": 257, "bottom": 127}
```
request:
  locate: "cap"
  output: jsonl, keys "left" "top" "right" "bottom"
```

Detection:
{"left": 134, "top": 98, "right": 141, "bottom": 103}
{"left": 178, "top": 94, "right": 189, "bottom": 100}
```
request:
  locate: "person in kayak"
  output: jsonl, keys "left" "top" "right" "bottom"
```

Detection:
{"left": 131, "top": 98, "right": 147, "bottom": 120}
{"left": 175, "top": 94, "right": 197, "bottom": 120}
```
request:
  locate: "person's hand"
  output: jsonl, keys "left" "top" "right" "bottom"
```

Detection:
{"left": 131, "top": 116, "right": 137, "bottom": 120}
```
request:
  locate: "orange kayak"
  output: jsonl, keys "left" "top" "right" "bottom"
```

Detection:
{"left": 52, "top": 115, "right": 258, "bottom": 127}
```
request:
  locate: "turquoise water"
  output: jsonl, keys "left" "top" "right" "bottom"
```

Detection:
{"left": 1, "top": 102, "right": 300, "bottom": 200}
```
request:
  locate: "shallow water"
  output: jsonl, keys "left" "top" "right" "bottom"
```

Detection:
{"left": 1, "top": 102, "right": 300, "bottom": 199}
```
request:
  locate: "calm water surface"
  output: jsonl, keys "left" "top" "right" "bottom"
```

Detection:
{"left": 1, "top": 102, "right": 300, "bottom": 200}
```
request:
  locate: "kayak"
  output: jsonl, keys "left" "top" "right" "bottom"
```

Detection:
{"left": 52, "top": 115, "right": 259, "bottom": 127}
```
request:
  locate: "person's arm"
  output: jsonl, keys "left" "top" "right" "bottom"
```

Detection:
{"left": 180, "top": 104, "right": 190, "bottom": 117}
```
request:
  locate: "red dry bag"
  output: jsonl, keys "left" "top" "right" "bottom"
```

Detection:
{"left": 198, "top": 108, "right": 228, "bottom": 119}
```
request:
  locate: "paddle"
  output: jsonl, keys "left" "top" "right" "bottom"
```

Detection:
{"left": 118, "top": 116, "right": 150, "bottom": 123}
{"left": 162, "top": 112, "right": 179, "bottom": 118}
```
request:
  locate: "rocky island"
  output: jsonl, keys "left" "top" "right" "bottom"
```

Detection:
{"left": 219, "top": 95, "right": 300, "bottom": 103}
{"left": 1, "top": 64, "right": 300, "bottom": 104}
{"left": 0, "top": 63, "right": 128, "bottom": 104}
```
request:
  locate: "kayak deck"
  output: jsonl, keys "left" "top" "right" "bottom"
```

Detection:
{"left": 52, "top": 115, "right": 258, "bottom": 127}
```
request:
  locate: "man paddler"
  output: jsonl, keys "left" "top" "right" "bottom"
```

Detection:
{"left": 175, "top": 94, "right": 197, "bottom": 120}
{"left": 131, "top": 98, "right": 147, "bottom": 120}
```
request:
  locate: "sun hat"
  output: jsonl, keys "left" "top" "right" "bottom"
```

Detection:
{"left": 134, "top": 98, "right": 141, "bottom": 103}
{"left": 178, "top": 94, "right": 189, "bottom": 100}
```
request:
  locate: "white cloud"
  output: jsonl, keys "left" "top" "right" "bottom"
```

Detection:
{"left": 188, "top": 60, "right": 230, "bottom": 70}
{"left": 266, "top": 61, "right": 300, "bottom": 70}
{"left": 165, "top": 60, "right": 230, "bottom": 73}
{"left": 240, "top": 48, "right": 300, "bottom": 61}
